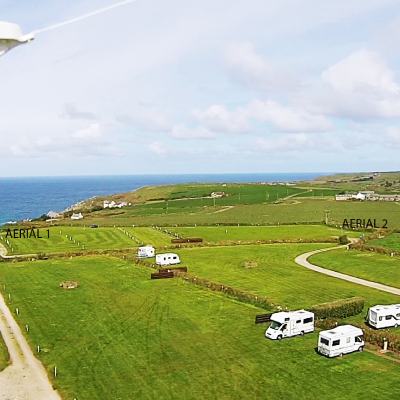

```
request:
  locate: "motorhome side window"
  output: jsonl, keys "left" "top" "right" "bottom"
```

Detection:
{"left": 379, "top": 317, "right": 383, "bottom": 321}
{"left": 303, "top": 317, "right": 313, "bottom": 323}
{"left": 385, "top": 316, "right": 392, "bottom": 320}
{"left": 332, "top": 340, "right": 340, "bottom": 346}
{"left": 296, "top": 320, "right": 301, "bottom": 324}
{"left": 320, "top": 337, "right": 329, "bottom": 345}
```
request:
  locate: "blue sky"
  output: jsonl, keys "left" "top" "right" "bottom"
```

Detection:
{"left": 1, "top": 0, "right": 400, "bottom": 176}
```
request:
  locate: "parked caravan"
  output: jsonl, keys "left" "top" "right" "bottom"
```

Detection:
{"left": 367, "top": 304, "right": 400, "bottom": 329}
{"left": 137, "top": 245, "right": 155, "bottom": 258}
{"left": 155, "top": 253, "right": 181, "bottom": 266}
{"left": 265, "top": 310, "right": 314, "bottom": 340}
{"left": 318, "top": 325, "right": 364, "bottom": 357}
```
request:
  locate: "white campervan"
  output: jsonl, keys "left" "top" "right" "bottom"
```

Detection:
{"left": 318, "top": 325, "right": 364, "bottom": 357}
{"left": 137, "top": 245, "right": 155, "bottom": 258}
{"left": 155, "top": 253, "right": 181, "bottom": 266}
{"left": 367, "top": 304, "right": 400, "bottom": 329}
{"left": 265, "top": 310, "right": 314, "bottom": 340}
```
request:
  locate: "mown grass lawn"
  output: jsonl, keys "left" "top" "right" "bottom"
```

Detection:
{"left": 310, "top": 248, "right": 400, "bottom": 289}
{"left": 171, "top": 244, "right": 400, "bottom": 310}
{"left": 0, "top": 226, "right": 170, "bottom": 255}
{"left": 80, "top": 198, "right": 400, "bottom": 229}
{"left": 0, "top": 333, "right": 9, "bottom": 371}
{"left": 167, "top": 225, "right": 358, "bottom": 243}
{"left": 0, "top": 256, "right": 399, "bottom": 399}
{"left": 369, "top": 233, "right": 400, "bottom": 251}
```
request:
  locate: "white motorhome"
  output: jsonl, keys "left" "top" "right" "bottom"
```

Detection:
{"left": 155, "top": 253, "right": 181, "bottom": 266}
{"left": 265, "top": 310, "right": 314, "bottom": 340}
{"left": 137, "top": 245, "right": 155, "bottom": 258}
{"left": 318, "top": 325, "right": 364, "bottom": 357}
{"left": 367, "top": 304, "right": 400, "bottom": 329}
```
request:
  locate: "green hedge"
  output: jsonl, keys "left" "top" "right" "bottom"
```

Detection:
{"left": 356, "top": 324, "right": 400, "bottom": 353}
{"left": 310, "top": 297, "right": 365, "bottom": 319}
{"left": 176, "top": 272, "right": 273, "bottom": 310}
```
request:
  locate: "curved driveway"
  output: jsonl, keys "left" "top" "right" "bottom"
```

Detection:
{"left": 295, "top": 245, "right": 400, "bottom": 296}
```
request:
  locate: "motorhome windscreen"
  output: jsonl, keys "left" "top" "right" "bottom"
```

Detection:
{"left": 370, "top": 311, "right": 377, "bottom": 322}
{"left": 320, "top": 337, "right": 329, "bottom": 346}
{"left": 270, "top": 321, "right": 282, "bottom": 330}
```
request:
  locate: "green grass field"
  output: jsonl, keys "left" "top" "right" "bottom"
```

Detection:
{"left": 0, "top": 256, "right": 399, "bottom": 399}
{"left": 0, "top": 333, "right": 9, "bottom": 371}
{"left": 76, "top": 198, "right": 400, "bottom": 228}
{"left": 0, "top": 226, "right": 171, "bottom": 255}
{"left": 369, "top": 233, "right": 400, "bottom": 251}
{"left": 310, "top": 248, "right": 400, "bottom": 289}
{"left": 161, "top": 244, "right": 400, "bottom": 311}
{"left": 167, "top": 225, "right": 359, "bottom": 243}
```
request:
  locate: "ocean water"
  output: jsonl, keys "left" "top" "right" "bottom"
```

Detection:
{"left": 0, "top": 173, "right": 324, "bottom": 224}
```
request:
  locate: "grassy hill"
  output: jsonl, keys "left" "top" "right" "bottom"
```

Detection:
{"left": 1, "top": 256, "right": 399, "bottom": 400}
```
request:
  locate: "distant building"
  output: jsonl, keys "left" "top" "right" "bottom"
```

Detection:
{"left": 71, "top": 213, "right": 83, "bottom": 220}
{"left": 47, "top": 211, "right": 60, "bottom": 219}
{"left": 335, "top": 191, "right": 400, "bottom": 202}
{"left": 211, "top": 192, "right": 226, "bottom": 198}
{"left": 103, "top": 200, "right": 128, "bottom": 209}
{"left": 335, "top": 194, "right": 354, "bottom": 201}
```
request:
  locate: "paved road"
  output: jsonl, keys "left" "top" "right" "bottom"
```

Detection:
{"left": 295, "top": 245, "right": 400, "bottom": 296}
{"left": 0, "top": 291, "right": 62, "bottom": 399}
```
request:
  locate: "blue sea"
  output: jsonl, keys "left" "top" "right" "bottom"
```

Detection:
{"left": 0, "top": 173, "right": 324, "bottom": 225}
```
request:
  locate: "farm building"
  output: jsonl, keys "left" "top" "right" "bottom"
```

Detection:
{"left": 71, "top": 212, "right": 83, "bottom": 220}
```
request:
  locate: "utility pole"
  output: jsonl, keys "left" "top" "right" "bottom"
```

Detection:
{"left": 324, "top": 210, "right": 330, "bottom": 225}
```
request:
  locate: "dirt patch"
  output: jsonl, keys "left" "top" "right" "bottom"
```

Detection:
{"left": 243, "top": 260, "right": 258, "bottom": 269}
{"left": 60, "top": 281, "right": 79, "bottom": 289}
{"left": 213, "top": 206, "right": 234, "bottom": 214}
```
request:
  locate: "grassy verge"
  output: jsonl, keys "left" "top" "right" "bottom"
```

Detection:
{"left": 309, "top": 248, "right": 400, "bottom": 289}
{"left": 0, "top": 332, "right": 9, "bottom": 371}
{"left": 0, "top": 256, "right": 399, "bottom": 399}
{"left": 369, "top": 233, "right": 400, "bottom": 251}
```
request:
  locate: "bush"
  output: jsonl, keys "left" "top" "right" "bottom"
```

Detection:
{"left": 338, "top": 235, "right": 349, "bottom": 245}
{"left": 310, "top": 297, "right": 365, "bottom": 319}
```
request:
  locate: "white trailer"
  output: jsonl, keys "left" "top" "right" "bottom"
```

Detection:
{"left": 265, "top": 310, "right": 314, "bottom": 340}
{"left": 318, "top": 325, "right": 364, "bottom": 357}
{"left": 137, "top": 245, "right": 155, "bottom": 258}
{"left": 155, "top": 253, "right": 181, "bottom": 266}
{"left": 367, "top": 304, "right": 400, "bottom": 329}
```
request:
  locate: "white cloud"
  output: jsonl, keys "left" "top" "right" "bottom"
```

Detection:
{"left": 246, "top": 100, "right": 332, "bottom": 132}
{"left": 170, "top": 124, "right": 215, "bottom": 140}
{"left": 193, "top": 100, "right": 331, "bottom": 134}
{"left": 317, "top": 49, "right": 400, "bottom": 118}
{"left": 148, "top": 141, "right": 167, "bottom": 155}
{"left": 116, "top": 108, "right": 171, "bottom": 132}
{"left": 62, "top": 103, "right": 97, "bottom": 120}
{"left": 72, "top": 122, "right": 103, "bottom": 140}
{"left": 256, "top": 134, "right": 311, "bottom": 152}
{"left": 225, "top": 42, "right": 297, "bottom": 91}
{"left": 193, "top": 104, "right": 249, "bottom": 134}
{"left": 386, "top": 127, "right": 400, "bottom": 146}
